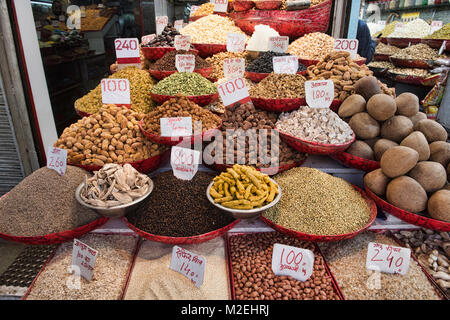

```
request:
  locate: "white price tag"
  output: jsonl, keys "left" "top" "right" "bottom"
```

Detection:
{"left": 170, "top": 246, "right": 205, "bottom": 287}
{"left": 377, "top": 20, "right": 386, "bottom": 26}
{"left": 334, "top": 39, "right": 359, "bottom": 59}
{"left": 52, "top": 20, "right": 59, "bottom": 28}
{"left": 273, "top": 55, "right": 298, "bottom": 74}
{"left": 213, "top": 0, "right": 228, "bottom": 13}
{"left": 170, "top": 147, "right": 201, "bottom": 181}
{"left": 71, "top": 239, "right": 98, "bottom": 282}
{"left": 439, "top": 40, "right": 447, "bottom": 55}
{"left": 101, "top": 79, "right": 131, "bottom": 107}
{"left": 366, "top": 242, "right": 411, "bottom": 275}
{"left": 217, "top": 77, "right": 250, "bottom": 106}
{"left": 395, "top": 23, "right": 405, "bottom": 31}
{"left": 431, "top": 20, "right": 442, "bottom": 34}
{"left": 156, "top": 16, "right": 168, "bottom": 35}
{"left": 175, "top": 54, "right": 195, "bottom": 72}
{"left": 271, "top": 244, "right": 314, "bottom": 282}
{"left": 141, "top": 34, "right": 156, "bottom": 45}
{"left": 305, "top": 80, "right": 334, "bottom": 109}
{"left": 174, "top": 35, "right": 191, "bottom": 51}
{"left": 114, "top": 38, "right": 141, "bottom": 64}
{"left": 46, "top": 146, "right": 67, "bottom": 176}
{"left": 227, "top": 33, "right": 246, "bottom": 53}
{"left": 223, "top": 58, "right": 245, "bottom": 79}
{"left": 174, "top": 20, "right": 184, "bottom": 31}
{"left": 160, "top": 117, "right": 193, "bottom": 137}
{"left": 59, "top": 15, "right": 65, "bottom": 22}
{"left": 268, "top": 36, "right": 289, "bottom": 53}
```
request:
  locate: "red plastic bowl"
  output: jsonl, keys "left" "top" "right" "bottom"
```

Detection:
{"left": 260, "top": 185, "right": 377, "bottom": 242}
{"left": 386, "top": 37, "right": 422, "bottom": 48}
{"left": 373, "top": 53, "right": 391, "bottom": 61}
{"left": 150, "top": 91, "right": 219, "bottom": 106}
{"left": 355, "top": 57, "right": 367, "bottom": 66}
{"left": 251, "top": 97, "right": 306, "bottom": 113}
{"left": 277, "top": 129, "right": 355, "bottom": 155}
{"left": 245, "top": 70, "right": 306, "bottom": 83}
{"left": 122, "top": 217, "right": 240, "bottom": 245}
{"left": 192, "top": 43, "right": 227, "bottom": 58}
{"left": 330, "top": 152, "right": 380, "bottom": 172}
{"left": 421, "top": 38, "right": 450, "bottom": 52}
{"left": 139, "top": 119, "right": 222, "bottom": 146}
{"left": 68, "top": 149, "right": 168, "bottom": 174}
{"left": 254, "top": 0, "right": 281, "bottom": 10}
{"left": 148, "top": 66, "right": 213, "bottom": 80}
{"left": 389, "top": 57, "right": 434, "bottom": 69}
{"left": 75, "top": 107, "right": 92, "bottom": 118}
{"left": 0, "top": 217, "right": 108, "bottom": 245}
{"left": 329, "top": 99, "right": 342, "bottom": 113}
{"left": 297, "top": 57, "right": 319, "bottom": 67}
{"left": 380, "top": 37, "right": 388, "bottom": 44}
{"left": 233, "top": 0, "right": 255, "bottom": 11}
{"left": 388, "top": 72, "right": 429, "bottom": 86}
{"left": 364, "top": 183, "right": 450, "bottom": 232}
{"left": 141, "top": 47, "right": 175, "bottom": 61}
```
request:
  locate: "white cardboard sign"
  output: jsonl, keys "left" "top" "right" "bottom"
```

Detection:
{"left": 46, "top": 146, "right": 67, "bottom": 176}
{"left": 268, "top": 36, "right": 289, "bottom": 53}
{"left": 175, "top": 54, "right": 195, "bottom": 72}
{"left": 366, "top": 242, "right": 411, "bottom": 275}
{"left": 141, "top": 34, "right": 156, "bottom": 45}
{"left": 273, "top": 55, "right": 298, "bottom": 74}
{"left": 217, "top": 77, "right": 250, "bottom": 106}
{"left": 114, "top": 38, "right": 140, "bottom": 64}
{"left": 101, "top": 79, "right": 131, "bottom": 107}
{"left": 271, "top": 243, "right": 314, "bottom": 282}
{"left": 170, "top": 147, "right": 201, "bottom": 181}
{"left": 333, "top": 39, "right": 359, "bottom": 59}
{"left": 71, "top": 239, "right": 98, "bottom": 282}
{"left": 305, "top": 80, "right": 334, "bottom": 109}
{"left": 227, "top": 33, "right": 246, "bottom": 53}
{"left": 156, "top": 16, "right": 168, "bottom": 35}
{"left": 160, "top": 117, "right": 193, "bottom": 137}
{"left": 174, "top": 35, "right": 191, "bottom": 51}
{"left": 174, "top": 20, "right": 184, "bottom": 31}
{"left": 431, "top": 20, "right": 442, "bottom": 34}
{"left": 213, "top": 0, "right": 228, "bottom": 13}
{"left": 170, "top": 246, "right": 205, "bottom": 287}
{"left": 223, "top": 58, "right": 245, "bottom": 79}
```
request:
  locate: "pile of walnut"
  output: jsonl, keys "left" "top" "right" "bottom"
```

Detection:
{"left": 79, "top": 163, "right": 152, "bottom": 208}
{"left": 55, "top": 105, "right": 165, "bottom": 166}
{"left": 394, "top": 229, "right": 450, "bottom": 292}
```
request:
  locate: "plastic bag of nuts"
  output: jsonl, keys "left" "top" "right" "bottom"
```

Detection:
{"left": 228, "top": 232, "right": 342, "bottom": 300}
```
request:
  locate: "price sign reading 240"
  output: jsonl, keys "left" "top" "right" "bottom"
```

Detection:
{"left": 114, "top": 38, "right": 140, "bottom": 64}
{"left": 217, "top": 77, "right": 250, "bottom": 106}
{"left": 366, "top": 242, "right": 411, "bottom": 275}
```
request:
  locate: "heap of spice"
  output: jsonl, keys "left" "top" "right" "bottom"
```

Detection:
{"left": 126, "top": 171, "right": 236, "bottom": 237}
{"left": 246, "top": 51, "right": 306, "bottom": 74}
{"left": 141, "top": 95, "right": 222, "bottom": 135}
{"left": 149, "top": 50, "right": 211, "bottom": 71}
{"left": 263, "top": 167, "right": 372, "bottom": 236}
{"left": 55, "top": 105, "right": 166, "bottom": 166}
{"left": 0, "top": 166, "right": 99, "bottom": 237}
{"left": 250, "top": 73, "right": 306, "bottom": 99}
{"left": 75, "top": 66, "right": 155, "bottom": 114}
{"left": 151, "top": 72, "right": 217, "bottom": 96}
{"left": 206, "top": 51, "right": 249, "bottom": 80}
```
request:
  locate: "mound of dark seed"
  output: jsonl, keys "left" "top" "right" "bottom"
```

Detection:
{"left": 246, "top": 51, "right": 306, "bottom": 73}
{"left": 127, "top": 171, "right": 236, "bottom": 237}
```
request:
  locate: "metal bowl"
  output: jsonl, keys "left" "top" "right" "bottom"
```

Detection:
{"left": 75, "top": 180, "right": 154, "bottom": 218}
{"left": 206, "top": 179, "right": 282, "bottom": 219}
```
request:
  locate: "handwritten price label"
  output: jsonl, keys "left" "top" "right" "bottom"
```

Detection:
{"left": 227, "top": 33, "right": 246, "bottom": 53}
{"left": 46, "top": 146, "right": 67, "bottom": 175}
{"left": 268, "top": 36, "right": 289, "bottom": 53}
{"left": 114, "top": 38, "right": 140, "bottom": 64}
{"left": 431, "top": 20, "right": 443, "bottom": 33}
{"left": 378, "top": 20, "right": 386, "bottom": 26}
{"left": 171, "top": 146, "right": 201, "bottom": 180}
{"left": 141, "top": 34, "right": 156, "bottom": 45}
{"left": 223, "top": 58, "right": 245, "bottom": 79}
{"left": 439, "top": 40, "right": 447, "bottom": 56}
{"left": 217, "top": 77, "right": 250, "bottom": 106}
{"left": 71, "top": 239, "right": 98, "bottom": 282}
{"left": 334, "top": 39, "right": 359, "bottom": 59}
{"left": 273, "top": 55, "right": 298, "bottom": 75}
{"left": 175, "top": 54, "right": 195, "bottom": 72}
{"left": 174, "top": 35, "right": 191, "bottom": 51}
{"left": 366, "top": 242, "right": 411, "bottom": 275}
{"left": 271, "top": 244, "right": 314, "bottom": 282}
{"left": 305, "top": 80, "right": 334, "bottom": 109}
{"left": 156, "top": 15, "right": 168, "bottom": 35}
{"left": 213, "top": 0, "right": 228, "bottom": 13}
{"left": 174, "top": 19, "right": 184, "bottom": 31}
{"left": 160, "top": 117, "right": 193, "bottom": 137}
{"left": 101, "top": 79, "right": 131, "bottom": 107}
{"left": 170, "top": 246, "right": 205, "bottom": 287}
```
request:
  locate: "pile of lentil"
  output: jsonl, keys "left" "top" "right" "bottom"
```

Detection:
{"left": 246, "top": 51, "right": 306, "bottom": 74}
{"left": 141, "top": 23, "right": 182, "bottom": 48}
{"left": 124, "top": 237, "right": 230, "bottom": 300}
{"left": 149, "top": 50, "right": 211, "bottom": 71}
{"left": 150, "top": 72, "right": 217, "bottom": 96}
{"left": 75, "top": 66, "right": 155, "bottom": 114}
{"left": 250, "top": 73, "right": 306, "bottom": 99}
{"left": 263, "top": 167, "right": 372, "bottom": 236}
{"left": 229, "top": 232, "right": 341, "bottom": 300}
{"left": 0, "top": 166, "right": 99, "bottom": 237}
{"left": 126, "top": 171, "right": 236, "bottom": 237}
{"left": 206, "top": 51, "right": 249, "bottom": 80}
{"left": 141, "top": 95, "right": 222, "bottom": 135}
{"left": 318, "top": 232, "right": 442, "bottom": 300}
{"left": 26, "top": 234, "right": 137, "bottom": 300}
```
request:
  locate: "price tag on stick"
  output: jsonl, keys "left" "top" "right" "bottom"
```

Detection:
{"left": 213, "top": 0, "right": 228, "bottom": 13}
{"left": 366, "top": 242, "right": 411, "bottom": 275}
{"left": 101, "top": 79, "right": 131, "bottom": 107}
{"left": 334, "top": 39, "right": 359, "bottom": 59}
{"left": 170, "top": 146, "right": 201, "bottom": 181}
{"left": 174, "top": 20, "right": 184, "bottom": 31}
{"left": 227, "top": 33, "right": 246, "bottom": 53}
{"left": 431, "top": 20, "right": 443, "bottom": 33}
{"left": 305, "top": 80, "right": 334, "bottom": 109}
{"left": 272, "top": 244, "right": 314, "bottom": 282}
{"left": 175, "top": 54, "right": 195, "bottom": 72}
{"left": 174, "top": 35, "right": 191, "bottom": 51}
{"left": 114, "top": 38, "right": 141, "bottom": 65}
{"left": 273, "top": 55, "right": 298, "bottom": 74}
{"left": 71, "top": 239, "right": 98, "bottom": 282}
{"left": 268, "top": 36, "right": 289, "bottom": 53}
{"left": 170, "top": 246, "right": 205, "bottom": 287}
{"left": 217, "top": 77, "right": 250, "bottom": 106}
{"left": 156, "top": 16, "right": 168, "bottom": 35}
{"left": 47, "top": 146, "right": 67, "bottom": 176}
{"left": 223, "top": 58, "right": 245, "bottom": 79}
{"left": 160, "top": 117, "right": 193, "bottom": 137}
{"left": 141, "top": 34, "right": 156, "bottom": 45}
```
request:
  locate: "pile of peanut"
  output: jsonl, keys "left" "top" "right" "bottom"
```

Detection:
{"left": 287, "top": 32, "right": 335, "bottom": 61}
{"left": 55, "top": 105, "right": 165, "bottom": 166}
{"left": 306, "top": 51, "right": 373, "bottom": 101}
